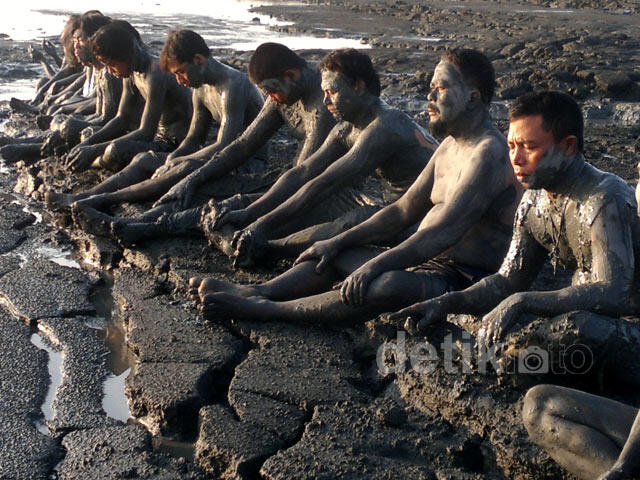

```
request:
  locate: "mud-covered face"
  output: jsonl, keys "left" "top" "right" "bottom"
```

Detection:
{"left": 97, "top": 55, "right": 130, "bottom": 78}
{"left": 321, "top": 70, "right": 362, "bottom": 122}
{"left": 170, "top": 56, "right": 205, "bottom": 89}
{"left": 258, "top": 76, "right": 298, "bottom": 105}
{"left": 72, "top": 30, "right": 93, "bottom": 66}
{"left": 426, "top": 61, "right": 474, "bottom": 137}
{"left": 508, "top": 115, "right": 572, "bottom": 189}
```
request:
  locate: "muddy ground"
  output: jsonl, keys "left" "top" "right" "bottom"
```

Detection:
{"left": 0, "top": 1, "right": 638, "bottom": 479}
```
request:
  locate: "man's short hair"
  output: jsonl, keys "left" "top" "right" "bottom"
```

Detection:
{"left": 248, "top": 43, "right": 307, "bottom": 84}
{"left": 318, "top": 49, "right": 381, "bottom": 97}
{"left": 60, "top": 14, "right": 82, "bottom": 67}
{"left": 90, "top": 20, "right": 142, "bottom": 63}
{"left": 441, "top": 48, "right": 495, "bottom": 104}
{"left": 159, "top": 29, "right": 210, "bottom": 72}
{"left": 509, "top": 91, "right": 584, "bottom": 152}
{"left": 79, "top": 10, "right": 111, "bottom": 38}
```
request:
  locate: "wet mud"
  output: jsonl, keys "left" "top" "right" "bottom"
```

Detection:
{"left": 0, "top": 1, "right": 638, "bottom": 479}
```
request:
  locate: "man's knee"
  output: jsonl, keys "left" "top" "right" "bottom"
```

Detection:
{"left": 366, "top": 271, "right": 411, "bottom": 305}
{"left": 101, "top": 141, "right": 131, "bottom": 171}
{"left": 522, "top": 385, "right": 558, "bottom": 442}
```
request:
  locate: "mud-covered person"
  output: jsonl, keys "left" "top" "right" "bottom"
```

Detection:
{"left": 194, "top": 49, "right": 521, "bottom": 325}
{"left": 198, "top": 48, "right": 438, "bottom": 267}
{"left": 522, "top": 383, "right": 640, "bottom": 480}
{"left": 46, "top": 29, "right": 263, "bottom": 216}
{"left": 109, "top": 42, "right": 335, "bottom": 243}
{"left": 62, "top": 20, "right": 192, "bottom": 175}
{"left": 8, "top": 11, "right": 124, "bottom": 162}
{"left": 394, "top": 91, "right": 640, "bottom": 383}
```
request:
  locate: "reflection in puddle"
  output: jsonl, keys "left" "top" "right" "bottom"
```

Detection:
{"left": 103, "top": 367, "right": 132, "bottom": 423}
{"left": 153, "top": 436, "right": 197, "bottom": 460}
{"left": 30, "top": 331, "right": 63, "bottom": 436}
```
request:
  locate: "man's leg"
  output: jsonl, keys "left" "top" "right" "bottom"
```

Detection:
{"left": 76, "top": 156, "right": 201, "bottom": 210}
{"left": 267, "top": 205, "right": 382, "bottom": 258}
{"left": 523, "top": 384, "right": 636, "bottom": 479}
{"left": 46, "top": 151, "right": 167, "bottom": 210}
{"left": 200, "top": 258, "right": 458, "bottom": 324}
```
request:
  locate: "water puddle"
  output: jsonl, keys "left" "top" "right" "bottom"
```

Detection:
{"left": 30, "top": 329, "right": 63, "bottom": 436}
{"left": 103, "top": 367, "right": 132, "bottom": 423}
{"left": 153, "top": 436, "right": 196, "bottom": 460}
{"left": 92, "top": 280, "right": 134, "bottom": 423}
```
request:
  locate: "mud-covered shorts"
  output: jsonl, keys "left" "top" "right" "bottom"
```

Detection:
{"left": 407, "top": 258, "right": 492, "bottom": 299}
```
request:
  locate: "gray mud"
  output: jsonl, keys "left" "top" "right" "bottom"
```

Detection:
{"left": 0, "top": 1, "right": 638, "bottom": 479}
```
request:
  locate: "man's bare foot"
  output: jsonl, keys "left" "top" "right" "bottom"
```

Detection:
{"left": 199, "top": 292, "right": 273, "bottom": 321}
{"left": 231, "top": 229, "right": 267, "bottom": 269}
{"left": 70, "top": 202, "right": 114, "bottom": 237}
{"left": 193, "top": 276, "right": 260, "bottom": 302}
{"left": 45, "top": 190, "right": 76, "bottom": 211}
{"left": 9, "top": 97, "right": 38, "bottom": 114}
{"left": 110, "top": 221, "right": 151, "bottom": 246}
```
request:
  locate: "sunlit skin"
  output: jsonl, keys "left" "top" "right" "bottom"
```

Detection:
{"left": 320, "top": 70, "right": 367, "bottom": 123}
{"left": 258, "top": 70, "right": 301, "bottom": 106}
{"left": 507, "top": 115, "right": 557, "bottom": 188}
{"left": 426, "top": 61, "right": 475, "bottom": 135}
{"left": 96, "top": 55, "right": 130, "bottom": 79}
{"left": 169, "top": 54, "right": 207, "bottom": 89}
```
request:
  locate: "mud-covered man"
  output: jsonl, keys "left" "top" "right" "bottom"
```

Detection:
{"left": 109, "top": 42, "right": 335, "bottom": 242}
{"left": 394, "top": 91, "right": 640, "bottom": 375}
{"left": 199, "top": 48, "right": 438, "bottom": 267}
{"left": 47, "top": 29, "right": 263, "bottom": 215}
{"left": 195, "top": 49, "right": 520, "bottom": 325}
{"left": 63, "top": 20, "right": 192, "bottom": 173}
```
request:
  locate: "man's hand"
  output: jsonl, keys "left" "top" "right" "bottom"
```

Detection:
{"left": 479, "top": 293, "right": 524, "bottom": 348}
{"left": 388, "top": 297, "right": 448, "bottom": 335}
{"left": 65, "top": 144, "right": 98, "bottom": 172}
{"left": 340, "top": 264, "right": 378, "bottom": 306}
{"left": 28, "top": 44, "right": 45, "bottom": 62}
{"left": 216, "top": 209, "right": 250, "bottom": 231}
{"left": 154, "top": 175, "right": 197, "bottom": 210}
{"left": 295, "top": 238, "right": 342, "bottom": 274}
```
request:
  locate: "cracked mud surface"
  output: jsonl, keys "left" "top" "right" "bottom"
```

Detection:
{"left": 0, "top": 1, "right": 638, "bottom": 479}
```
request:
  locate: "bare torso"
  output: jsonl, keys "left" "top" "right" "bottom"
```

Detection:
{"left": 423, "top": 128, "right": 521, "bottom": 271}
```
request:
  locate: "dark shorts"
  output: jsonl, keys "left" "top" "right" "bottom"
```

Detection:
{"left": 407, "top": 258, "right": 492, "bottom": 299}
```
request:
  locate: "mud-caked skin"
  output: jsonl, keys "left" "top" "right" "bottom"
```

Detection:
{"left": 522, "top": 385, "right": 640, "bottom": 480}
{"left": 63, "top": 21, "right": 192, "bottom": 174}
{"left": 392, "top": 93, "right": 640, "bottom": 480}
{"left": 109, "top": 47, "right": 336, "bottom": 243}
{"left": 217, "top": 63, "right": 438, "bottom": 266}
{"left": 46, "top": 33, "right": 263, "bottom": 214}
{"left": 194, "top": 50, "right": 522, "bottom": 326}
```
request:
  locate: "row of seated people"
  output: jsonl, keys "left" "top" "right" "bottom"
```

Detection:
{"left": 3, "top": 11, "right": 640, "bottom": 480}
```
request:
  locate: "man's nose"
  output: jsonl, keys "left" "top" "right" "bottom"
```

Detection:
{"left": 323, "top": 93, "right": 331, "bottom": 106}
{"left": 427, "top": 89, "right": 437, "bottom": 102}
{"left": 511, "top": 146, "right": 525, "bottom": 165}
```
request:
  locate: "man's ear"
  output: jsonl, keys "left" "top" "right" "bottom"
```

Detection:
{"left": 192, "top": 53, "right": 207, "bottom": 66}
{"left": 282, "top": 68, "right": 301, "bottom": 82}
{"left": 559, "top": 135, "right": 578, "bottom": 156}
{"left": 355, "top": 78, "right": 366, "bottom": 92}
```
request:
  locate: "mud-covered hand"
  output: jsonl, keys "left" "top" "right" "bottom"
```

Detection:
{"left": 340, "top": 264, "right": 378, "bottom": 307}
{"left": 28, "top": 44, "right": 45, "bottom": 62}
{"left": 154, "top": 176, "right": 197, "bottom": 210}
{"left": 65, "top": 144, "right": 98, "bottom": 172}
{"left": 295, "top": 238, "right": 342, "bottom": 274}
{"left": 216, "top": 208, "right": 249, "bottom": 231}
{"left": 388, "top": 297, "right": 448, "bottom": 335}
{"left": 479, "top": 293, "right": 524, "bottom": 348}
{"left": 42, "top": 40, "right": 58, "bottom": 59}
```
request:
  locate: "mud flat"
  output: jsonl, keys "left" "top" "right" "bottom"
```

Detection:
{"left": 0, "top": 1, "right": 638, "bottom": 479}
